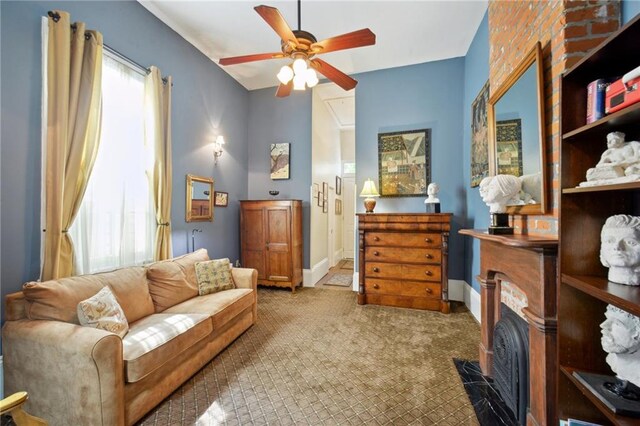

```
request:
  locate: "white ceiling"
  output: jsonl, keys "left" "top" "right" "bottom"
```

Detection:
{"left": 315, "top": 83, "right": 355, "bottom": 128}
{"left": 139, "top": 0, "right": 487, "bottom": 91}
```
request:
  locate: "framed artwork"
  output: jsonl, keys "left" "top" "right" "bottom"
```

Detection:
{"left": 322, "top": 182, "right": 328, "bottom": 200}
{"left": 496, "top": 119, "right": 523, "bottom": 176}
{"left": 213, "top": 191, "right": 228, "bottom": 207}
{"left": 317, "top": 189, "right": 323, "bottom": 207}
{"left": 378, "top": 129, "right": 430, "bottom": 197}
{"left": 270, "top": 143, "right": 290, "bottom": 180}
{"left": 313, "top": 183, "right": 319, "bottom": 199}
{"left": 471, "top": 80, "right": 490, "bottom": 187}
{"left": 335, "top": 199, "right": 342, "bottom": 215}
{"left": 336, "top": 176, "right": 342, "bottom": 195}
{"left": 322, "top": 199, "right": 328, "bottom": 213}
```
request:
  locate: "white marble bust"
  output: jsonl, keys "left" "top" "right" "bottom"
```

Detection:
{"left": 600, "top": 215, "right": 640, "bottom": 286}
{"left": 478, "top": 175, "right": 521, "bottom": 214}
{"left": 425, "top": 183, "right": 440, "bottom": 203}
{"left": 581, "top": 132, "right": 640, "bottom": 186}
{"left": 601, "top": 304, "right": 640, "bottom": 387}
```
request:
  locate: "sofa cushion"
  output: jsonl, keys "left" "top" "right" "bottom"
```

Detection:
{"left": 123, "top": 313, "right": 212, "bottom": 383}
{"left": 77, "top": 286, "right": 129, "bottom": 338}
{"left": 146, "top": 249, "right": 209, "bottom": 312}
{"left": 195, "top": 258, "right": 235, "bottom": 295}
{"left": 164, "top": 289, "right": 253, "bottom": 329}
{"left": 23, "top": 266, "right": 154, "bottom": 324}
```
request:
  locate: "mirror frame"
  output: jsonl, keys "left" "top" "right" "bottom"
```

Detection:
{"left": 488, "top": 41, "right": 547, "bottom": 215}
{"left": 186, "top": 174, "right": 214, "bottom": 222}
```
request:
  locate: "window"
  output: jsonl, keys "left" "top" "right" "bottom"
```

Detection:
{"left": 69, "top": 53, "right": 155, "bottom": 274}
{"left": 343, "top": 162, "right": 356, "bottom": 177}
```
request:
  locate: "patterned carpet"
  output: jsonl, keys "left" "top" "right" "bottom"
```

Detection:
{"left": 137, "top": 288, "right": 481, "bottom": 425}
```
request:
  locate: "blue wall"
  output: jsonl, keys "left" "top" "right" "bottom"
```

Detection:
{"left": 462, "top": 12, "right": 490, "bottom": 291}
{"left": 353, "top": 58, "right": 466, "bottom": 280}
{"left": 247, "top": 88, "right": 312, "bottom": 268}
{"left": 623, "top": 0, "right": 640, "bottom": 24}
{"left": 0, "top": 1, "right": 249, "bottom": 304}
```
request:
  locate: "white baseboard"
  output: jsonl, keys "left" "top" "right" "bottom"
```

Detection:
{"left": 352, "top": 272, "right": 358, "bottom": 292}
{"left": 448, "top": 279, "right": 465, "bottom": 302}
{"left": 464, "top": 283, "right": 481, "bottom": 324}
{"left": 303, "top": 257, "right": 329, "bottom": 287}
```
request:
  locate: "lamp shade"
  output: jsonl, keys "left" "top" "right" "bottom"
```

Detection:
{"left": 215, "top": 135, "right": 225, "bottom": 145}
{"left": 360, "top": 179, "right": 380, "bottom": 197}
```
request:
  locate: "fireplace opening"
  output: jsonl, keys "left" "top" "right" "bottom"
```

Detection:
{"left": 493, "top": 303, "right": 530, "bottom": 425}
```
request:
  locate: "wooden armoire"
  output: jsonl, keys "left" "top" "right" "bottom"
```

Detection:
{"left": 240, "top": 200, "right": 303, "bottom": 292}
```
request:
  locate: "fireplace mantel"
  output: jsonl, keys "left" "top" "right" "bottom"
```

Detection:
{"left": 460, "top": 229, "right": 558, "bottom": 426}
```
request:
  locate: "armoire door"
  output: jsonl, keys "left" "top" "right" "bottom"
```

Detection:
{"left": 241, "top": 206, "right": 267, "bottom": 280}
{"left": 265, "top": 206, "right": 291, "bottom": 281}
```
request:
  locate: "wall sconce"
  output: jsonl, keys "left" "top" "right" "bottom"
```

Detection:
{"left": 213, "top": 135, "right": 225, "bottom": 164}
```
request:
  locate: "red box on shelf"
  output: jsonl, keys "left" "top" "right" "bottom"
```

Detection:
{"left": 605, "top": 65, "right": 640, "bottom": 114}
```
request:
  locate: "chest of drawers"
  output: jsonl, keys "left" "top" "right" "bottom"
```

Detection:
{"left": 356, "top": 213, "right": 451, "bottom": 313}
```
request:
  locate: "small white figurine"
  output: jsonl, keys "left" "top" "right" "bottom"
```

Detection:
{"left": 601, "top": 304, "right": 640, "bottom": 387}
{"left": 580, "top": 132, "right": 640, "bottom": 187}
{"left": 426, "top": 183, "right": 440, "bottom": 203}
{"left": 600, "top": 215, "right": 640, "bottom": 286}
{"left": 478, "top": 175, "right": 521, "bottom": 214}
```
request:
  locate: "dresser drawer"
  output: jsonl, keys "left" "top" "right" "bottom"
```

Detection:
{"left": 365, "top": 279, "right": 441, "bottom": 299}
{"left": 365, "top": 263, "right": 441, "bottom": 282}
{"left": 365, "top": 232, "right": 441, "bottom": 248}
{"left": 364, "top": 247, "right": 441, "bottom": 264}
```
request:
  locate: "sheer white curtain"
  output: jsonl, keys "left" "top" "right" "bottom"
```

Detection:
{"left": 70, "top": 54, "right": 155, "bottom": 274}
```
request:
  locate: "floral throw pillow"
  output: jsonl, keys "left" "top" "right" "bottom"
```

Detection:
{"left": 195, "top": 258, "right": 236, "bottom": 295}
{"left": 77, "top": 286, "right": 129, "bottom": 338}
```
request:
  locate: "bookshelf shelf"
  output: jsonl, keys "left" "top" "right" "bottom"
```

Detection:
{"left": 562, "top": 182, "right": 640, "bottom": 194}
{"left": 561, "top": 274, "right": 640, "bottom": 317}
{"left": 562, "top": 102, "right": 640, "bottom": 141}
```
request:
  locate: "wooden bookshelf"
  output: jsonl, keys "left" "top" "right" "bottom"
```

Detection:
{"left": 558, "top": 13, "right": 640, "bottom": 424}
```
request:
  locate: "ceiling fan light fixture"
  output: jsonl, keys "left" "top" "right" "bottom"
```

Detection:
{"left": 277, "top": 65, "right": 294, "bottom": 84}
{"left": 305, "top": 68, "right": 319, "bottom": 88}
{"left": 293, "top": 74, "right": 306, "bottom": 91}
{"left": 292, "top": 57, "right": 308, "bottom": 75}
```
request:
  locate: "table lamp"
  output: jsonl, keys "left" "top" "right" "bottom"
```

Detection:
{"left": 360, "top": 179, "right": 380, "bottom": 213}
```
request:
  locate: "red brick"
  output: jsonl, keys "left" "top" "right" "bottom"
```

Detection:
{"left": 590, "top": 20, "right": 620, "bottom": 35}
{"left": 564, "top": 24, "right": 588, "bottom": 38}
{"left": 565, "top": 36, "right": 609, "bottom": 54}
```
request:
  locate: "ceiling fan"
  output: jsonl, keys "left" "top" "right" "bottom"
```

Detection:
{"left": 218, "top": 1, "right": 376, "bottom": 97}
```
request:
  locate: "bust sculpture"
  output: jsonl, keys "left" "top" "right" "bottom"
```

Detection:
{"left": 478, "top": 175, "right": 521, "bottom": 214}
{"left": 601, "top": 304, "right": 640, "bottom": 387}
{"left": 581, "top": 132, "right": 640, "bottom": 187}
{"left": 426, "top": 183, "right": 440, "bottom": 203}
{"left": 600, "top": 215, "right": 640, "bottom": 286}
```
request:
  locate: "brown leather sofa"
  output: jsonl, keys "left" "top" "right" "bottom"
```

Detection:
{"left": 2, "top": 249, "right": 258, "bottom": 425}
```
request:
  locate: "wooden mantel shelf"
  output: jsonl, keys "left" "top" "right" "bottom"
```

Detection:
{"left": 459, "top": 229, "right": 558, "bottom": 249}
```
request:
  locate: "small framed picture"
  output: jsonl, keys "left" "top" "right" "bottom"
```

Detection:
{"left": 322, "top": 199, "right": 328, "bottom": 213}
{"left": 313, "top": 183, "right": 319, "bottom": 199}
{"left": 336, "top": 176, "right": 342, "bottom": 195}
{"left": 335, "top": 199, "right": 342, "bottom": 215}
{"left": 214, "top": 191, "right": 228, "bottom": 207}
{"left": 317, "top": 192, "right": 323, "bottom": 207}
{"left": 322, "top": 182, "right": 328, "bottom": 200}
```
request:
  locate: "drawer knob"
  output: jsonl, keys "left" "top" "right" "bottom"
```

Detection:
{"left": 425, "top": 254, "right": 433, "bottom": 259}
{"left": 426, "top": 288, "right": 433, "bottom": 294}
{"left": 374, "top": 236, "right": 380, "bottom": 241}
{"left": 425, "top": 238, "right": 432, "bottom": 243}
{"left": 373, "top": 251, "right": 379, "bottom": 256}
{"left": 425, "top": 271, "right": 433, "bottom": 276}
{"left": 373, "top": 267, "right": 380, "bottom": 273}
{"left": 373, "top": 284, "right": 380, "bottom": 289}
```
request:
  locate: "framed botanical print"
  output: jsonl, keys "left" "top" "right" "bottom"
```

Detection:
{"left": 336, "top": 176, "right": 342, "bottom": 195}
{"left": 471, "top": 80, "right": 490, "bottom": 187}
{"left": 322, "top": 182, "right": 328, "bottom": 200}
{"left": 322, "top": 199, "right": 328, "bottom": 213}
{"left": 270, "top": 143, "right": 290, "bottom": 179}
{"left": 335, "top": 199, "right": 342, "bottom": 215}
{"left": 313, "top": 183, "right": 319, "bottom": 199}
{"left": 378, "top": 129, "right": 430, "bottom": 197}
{"left": 214, "top": 191, "right": 228, "bottom": 207}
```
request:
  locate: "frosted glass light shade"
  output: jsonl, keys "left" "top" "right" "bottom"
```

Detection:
{"left": 277, "top": 65, "right": 294, "bottom": 84}
{"left": 305, "top": 69, "right": 319, "bottom": 88}
{"left": 292, "top": 58, "right": 307, "bottom": 75}
{"left": 293, "top": 74, "right": 306, "bottom": 91}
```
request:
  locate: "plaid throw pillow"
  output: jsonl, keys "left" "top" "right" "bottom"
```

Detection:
{"left": 195, "top": 258, "right": 235, "bottom": 295}
{"left": 77, "top": 286, "right": 129, "bottom": 338}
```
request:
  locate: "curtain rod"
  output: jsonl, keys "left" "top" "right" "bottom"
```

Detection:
{"left": 47, "top": 11, "right": 172, "bottom": 86}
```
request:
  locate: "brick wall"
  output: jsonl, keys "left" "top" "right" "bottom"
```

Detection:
{"left": 488, "top": 0, "right": 621, "bottom": 236}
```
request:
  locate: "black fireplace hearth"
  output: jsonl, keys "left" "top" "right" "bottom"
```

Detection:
{"left": 493, "top": 303, "right": 529, "bottom": 425}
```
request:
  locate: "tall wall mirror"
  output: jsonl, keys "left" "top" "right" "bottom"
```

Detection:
{"left": 186, "top": 174, "right": 214, "bottom": 222}
{"left": 488, "top": 41, "right": 547, "bottom": 215}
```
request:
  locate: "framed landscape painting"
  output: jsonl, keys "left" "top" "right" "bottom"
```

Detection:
{"left": 377, "top": 129, "right": 430, "bottom": 197}
{"left": 270, "top": 143, "right": 290, "bottom": 179}
{"left": 471, "top": 80, "right": 490, "bottom": 187}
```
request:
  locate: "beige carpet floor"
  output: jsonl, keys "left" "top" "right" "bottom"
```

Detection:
{"left": 137, "top": 288, "right": 481, "bottom": 426}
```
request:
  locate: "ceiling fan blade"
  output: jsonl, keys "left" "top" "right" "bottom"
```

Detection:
{"left": 254, "top": 5, "right": 298, "bottom": 48}
{"left": 219, "top": 52, "right": 284, "bottom": 66}
{"left": 310, "top": 29, "right": 376, "bottom": 54}
{"left": 310, "top": 59, "right": 357, "bottom": 91}
{"left": 276, "top": 81, "right": 293, "bottom": 98}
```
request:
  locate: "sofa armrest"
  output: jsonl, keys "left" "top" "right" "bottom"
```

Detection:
{"left": 231, "top": 268, "right": 258, "bottom": 322}
{"left": 2, "top": 320, "right": 124, "bottom": 425}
